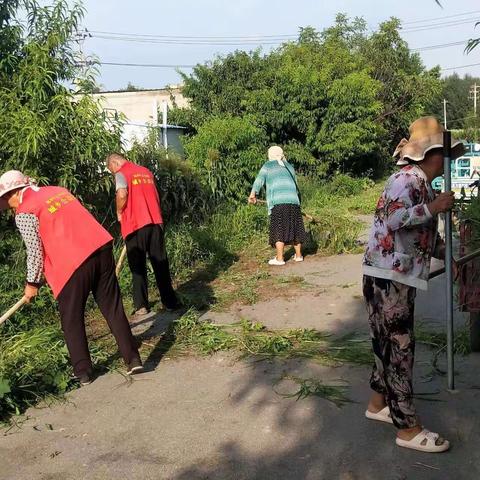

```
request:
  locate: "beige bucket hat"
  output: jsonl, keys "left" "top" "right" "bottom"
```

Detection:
{"left": 393, "top": 116, "right": 465, "bottom": 166}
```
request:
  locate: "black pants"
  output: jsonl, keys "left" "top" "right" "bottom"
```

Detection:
{"left": 57, "top": 244, "right": 139, "bottom": 377}
{"left": 125, "top": 224, "right": 178, "bottom": 310}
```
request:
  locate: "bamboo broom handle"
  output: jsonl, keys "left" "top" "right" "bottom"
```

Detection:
{"left": 115, "top": 245, "right": 127, "bottom": 277}
{"left": 0, "top": 297, "right": 28, "bottom": 326}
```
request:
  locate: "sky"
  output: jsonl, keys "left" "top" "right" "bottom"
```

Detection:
{"left": 79, "top": 0, "right": 480, "bottom": 91}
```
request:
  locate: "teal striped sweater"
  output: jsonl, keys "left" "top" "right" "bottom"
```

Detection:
{"left": 251, "top": 160, "right": 300, "bottom": 214}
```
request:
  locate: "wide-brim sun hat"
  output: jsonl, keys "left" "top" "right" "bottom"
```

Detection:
{"left": 0, "top": 170, "right": 34, "bottom": 210}
{"left": 393, "top": 116, "right": 465, "bottom": 166}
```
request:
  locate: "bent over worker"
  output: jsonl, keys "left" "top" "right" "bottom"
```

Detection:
{"left": 106, "top": 153, "right": 179, "bottom": 316}
{"left": 0, "top": 170, "right": 143, "bottom": 385}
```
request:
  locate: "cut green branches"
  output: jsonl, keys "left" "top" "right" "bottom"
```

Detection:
{"left": 275, "top": 375, "right": 353, "bottom": 407}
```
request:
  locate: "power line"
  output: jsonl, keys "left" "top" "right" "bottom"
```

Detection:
{"left": 81, "top": 61, "right": 196, "bottom": 68}
{"left": 78, "top": 8, "right": 480, "bottom": 50}
{"left": 401, "top": 17, "right": 480, "bottom": 33}
{"left": 79, "top": 60, "right": 480, "bottom": 72}
{"left": 86, "top": 32, "right": 473, "bottom": 53}
{"left": 441, "top": 62, "right": 480, "bottom": 72}
{"left": 90, "top": 33, "right": 288, "bottom": 46}
{"left": 87, "top": 30, "right": 477, "bottom": 48}
{"left": 411, "top": 39, "right": 469, "bottom": 52}
{"left": 85, "top": 19, "right": 480, "bottom": 47}
{"left": 402, "top": 9, "right": 480, "bottom": 25}
{"left": 445, "top": 114, "right": 477, "bottom": 124}
{"left": 88, "top": 29, "right": 296, "bottom": 40}
{"left": 86, "top": 9, "right": 480, "bottom": 41}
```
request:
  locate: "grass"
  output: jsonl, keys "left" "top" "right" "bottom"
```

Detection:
{"left": 0, "top": 324, "right": 108, "bottom": 417}
{"left": 416, "top": 323, "right": 471, "bottom": 356}
{"left": 299, "top": 175, "right": 383, "bottom": 255}
{"left": 212, "top": 269, "right": 270, "bottom": 311}
{"left": 415, "top": 322, "right": 471, "bottom": 377}
{"left": 275, "top": 375, "right": 353, "bottom": 407}
{"left": 156, "top": 309, "right": 373, "bottom": 367}
{"left": 0, "top": 174, "right": 384, "bottom": 420}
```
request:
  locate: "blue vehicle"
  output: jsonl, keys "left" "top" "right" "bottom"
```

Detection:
{"left": 432, "top": 142, "right": 480, "bottom": 196}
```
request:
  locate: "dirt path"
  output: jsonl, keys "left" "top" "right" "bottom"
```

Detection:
{"left": 2, "top": 253, "right": 480, "bottom": 480}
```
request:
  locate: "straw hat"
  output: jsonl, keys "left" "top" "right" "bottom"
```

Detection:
{"left": 393, "top": 116, "right": 464, "bottom": 166}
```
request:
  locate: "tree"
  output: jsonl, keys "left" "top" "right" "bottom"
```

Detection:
{"left": 359, "top": 18, "right": 441, "bottom": 158}
{"left": 184, "top": 116, "right": 267, "bottom": 201}
{"left": 429, "top": 74, "right": 480, "bottom": 130}
{"left": 181, "top": 50, "right": 268, "bottom": 117}
{"left": 0, "top": 0, "right": 122, "bottom": 214}
{"left": 173, "top": 15, "right": 441, "bottom": 178}
{"left": 0, "top": 0, "right": 127, "bottom": 419}
{"left": 124, "top": 81, "right": 141, "bottom": 92}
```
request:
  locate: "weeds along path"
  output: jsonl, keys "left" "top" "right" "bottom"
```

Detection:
{"left": 0, "top": 179, "right": 379, "bottom": 420}
{"left": 3, "top": 249, "right": 480, "bottom": 480}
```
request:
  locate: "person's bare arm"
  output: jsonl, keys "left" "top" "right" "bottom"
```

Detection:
{"left": 116, "top": 188, "right": 128, "bottom": 221}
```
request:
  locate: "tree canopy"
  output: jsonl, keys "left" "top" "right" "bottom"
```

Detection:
{"left": 0, "top": 0, "right": 122, "bottom": 212}
{"left": 171, "top": 15, "right": 442, "bottom": 181}
{"left": 429, "top": 73, "right": 480, "bottom": 132}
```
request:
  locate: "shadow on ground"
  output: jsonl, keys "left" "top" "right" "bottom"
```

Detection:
{"left": 2, "top": 255, "right": 480, "bottom": 480}
{"left": 169, "top": 258, "right": 480, "bottom": 480}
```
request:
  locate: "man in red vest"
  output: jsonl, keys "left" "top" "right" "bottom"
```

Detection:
{"left": 0, "top": 170, "right": 143, "bottom": 385}
{"left": 106, "top": 153, "right": 179, "bottom": 316}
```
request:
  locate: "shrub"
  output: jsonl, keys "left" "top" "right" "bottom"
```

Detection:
{"left": 127, "top": 132, "right": 213, "bottom": 224}
{"left": 325, "top": 174, "right": 374, "bottom": 197}
{"left": 165, "top": 203, "right": 269, "bottom": 281}
{"left": 0, "top": 325, "right": 73, "bottom": 416}
{"left": 184, "top": 115, "right": 268, "bottom": 202}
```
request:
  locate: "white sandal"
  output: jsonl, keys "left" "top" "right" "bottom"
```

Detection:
{"left": 365, "top": 406, "right": 394, "bottom": 424}
{"left": 396, "top": 429, "right": 450, "bottom": 453}
{"left": 268, "top": 258, "right": 285, "bottom": 266}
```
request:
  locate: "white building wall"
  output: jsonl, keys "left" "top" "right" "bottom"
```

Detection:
{"left": 77, "top": 87, "right": 188, "bottom": 149}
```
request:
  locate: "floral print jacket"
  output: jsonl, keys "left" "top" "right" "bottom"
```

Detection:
{"left": 363, "top": 165, "right": 444, "bottom": 290}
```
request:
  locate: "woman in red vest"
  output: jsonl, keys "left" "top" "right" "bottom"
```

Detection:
{"left": 0, "top": 170, "right": 143, "bottom": 385}
{"left": 106, "top": 153, "right": 179, "bottom": 317}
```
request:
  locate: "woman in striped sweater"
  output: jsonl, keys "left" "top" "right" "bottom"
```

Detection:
{"left": 249, "top": 146, "right": 306, "bottom": 266}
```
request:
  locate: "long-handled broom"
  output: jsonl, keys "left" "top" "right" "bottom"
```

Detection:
{"left": 1, "top": 244, "right": 128, "bottom": 327}
{"left": 0, "top": 296, "right": 28, "bottom": 326}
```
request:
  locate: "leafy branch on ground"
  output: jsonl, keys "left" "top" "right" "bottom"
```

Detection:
{"left": 274, "top": 375, "right": 353, "bottom": 407}
{"left": 156, "top": 309, "right": 373, "bottom": 366}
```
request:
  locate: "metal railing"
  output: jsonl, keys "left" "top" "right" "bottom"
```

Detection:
{"left": 429, "top": 247, "right": 480, "bottom": 280}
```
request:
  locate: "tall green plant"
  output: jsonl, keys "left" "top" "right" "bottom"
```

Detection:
{"left": 174, "top": 15, "right": 441, "bottom": 179}
{"left": 0, "top": 0, "right": 122, "bottom": 212}
{"left": 184, "top": 116, "right": 267, "bottom": 201}
{"left": 0, "top": 0, "right": 122, "bottom": 420}
{"left": 127, "top": 131, "right": 213, "bottom": 223}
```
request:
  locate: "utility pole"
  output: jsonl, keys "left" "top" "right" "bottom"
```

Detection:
{"left": 73, "top": 29, "right": 89, "bottom": 70}
{"left": 443, "top": 99, "right": 448, "bottom": 129}
{"left": 443, "top": 130, "right": 455, "bottom": 391}
{"left": 162, "top": 100, "right": 168, "bottom": 150}
{"left": 469, "top": 83, "right": 479, "bottom": 116}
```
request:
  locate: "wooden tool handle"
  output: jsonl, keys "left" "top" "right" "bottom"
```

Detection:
{"left": 0, "top": 297, "right": 28, "bottom": 326}
{"left": 115, "top": 245, "right": 127, "bottom": 277}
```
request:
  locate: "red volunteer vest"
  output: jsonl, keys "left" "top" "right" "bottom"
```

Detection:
{"left": 17, "top": 186, "right": 113, "bottom": 298}
{"left": 118, "top": 162, "right": 163, "bottom": 239}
